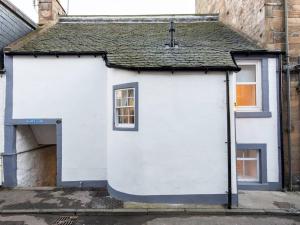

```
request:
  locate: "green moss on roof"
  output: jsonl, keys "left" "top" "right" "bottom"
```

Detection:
{"left": 8, "top": 20, "right": 263, "bottom": 70}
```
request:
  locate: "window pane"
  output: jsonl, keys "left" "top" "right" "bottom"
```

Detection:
{"left": 237, "top": 65, "right": 256, "bottom": 82}
{"left": 244, "top": 150, "right": 258, "bottom": 158}
{"left": 128, "top": 98, "right": 134, "bottom": 106}
{"left": 121, "top": 89, "right": 128, "bottom": 98}
{"left": 236, "top": 160, "right": 243, "bottom": 177}
{"left": 129, "top": 116, "right": 135, "bottom": 124}
{"left": 116, "top": 108, "right": 121, "bottom": 116}
{"left": 116, "top": 99, "right": 122, "bottom": 107}
{"left": 122, "top": 98, "right": 128, "bottom": 107}
{"left": 116, "top": 90, "right": 122, "bottom": 99}
{"left": 128, "top": 89, "right": 134, "bottom": 97}
{"left": 237, "top": 151, "right": 244, "bottom": 158}
{"left": 244, "top": 160, "right": 258, "bottom": 180}
{"left": 129, "top": 107, "right": 135, "bottom": 115}
{"left": 236, "top": 84, "right": 256, "bottom": 106}
{"left": 123, "top": 116, "right": 129, "bottom": 124}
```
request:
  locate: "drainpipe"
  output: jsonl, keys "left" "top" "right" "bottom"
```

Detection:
{"left": 225, "top": 71, "right": 232, "bottom": 209}
{"left": 284, "top": 0, "right": 293, "bottom": 191}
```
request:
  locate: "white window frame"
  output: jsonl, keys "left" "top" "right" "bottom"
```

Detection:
{"left": 114, "top": 88, "right": 135, "bottom": 129}
{"left": 234, "top": 60, "right": 262, "bottom": 112}
{"left": 237, "top": 150, "right": 260, "bottom": 182}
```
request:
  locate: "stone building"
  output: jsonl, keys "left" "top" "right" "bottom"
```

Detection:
{"left": 196, "top": 0, "right": 300, "bottom": 190}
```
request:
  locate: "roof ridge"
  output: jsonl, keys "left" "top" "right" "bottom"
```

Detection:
{"left": 59, "top": 14, "right": 219, "bottom": 23}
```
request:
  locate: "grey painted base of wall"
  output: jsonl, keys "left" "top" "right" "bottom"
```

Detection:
{"left": 108, "top": 184, "right": 238, "bottom": 206}
{"left": 58, "top": 180, "right": 108, "bottom": 188}
{"left": 238, "top": 182, "right": 281, "bottom": 191}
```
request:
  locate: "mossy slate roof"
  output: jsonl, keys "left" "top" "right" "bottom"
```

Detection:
{"left": 7, "top": 15, "right": 264, "bottom": 71}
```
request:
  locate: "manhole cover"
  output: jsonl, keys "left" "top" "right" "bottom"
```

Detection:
{"left": 52, "top": 216, "right": 78, "bottom": 225}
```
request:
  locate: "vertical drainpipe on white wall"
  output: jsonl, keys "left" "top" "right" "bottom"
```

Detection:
{"left": 226, "top": 71, "right": 232, "bottom": 209}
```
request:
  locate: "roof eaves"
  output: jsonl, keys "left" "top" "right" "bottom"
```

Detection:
{"left": 106, "top": 63, "right": 241, "bottom": 72}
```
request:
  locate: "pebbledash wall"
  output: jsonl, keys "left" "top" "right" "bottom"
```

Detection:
{"left": 10, "top": 55, "right": 238, "bottom": 204}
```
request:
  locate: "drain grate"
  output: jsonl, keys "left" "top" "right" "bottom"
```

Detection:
{"left": 52, "top": 216, "right": 78, "bottom": 225}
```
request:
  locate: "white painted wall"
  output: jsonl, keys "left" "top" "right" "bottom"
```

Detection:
{"left": 235, "top": 58, "right": 279, "bottom": 182}
{"left": 0, "top": 75, "right": 5, "bottom": 184}
{"left": 107, "top": 69, "right": 237, "bottom": 195}
{"left": 13, "top": 56, "right": 107, "bottom": 182}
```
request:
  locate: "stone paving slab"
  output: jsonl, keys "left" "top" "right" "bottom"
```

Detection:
{"left": 0, "top": 188, "right": 123, "bottom": 210}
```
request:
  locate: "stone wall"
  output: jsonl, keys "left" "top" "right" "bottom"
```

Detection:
{"left": 38, "top": 0, "right": 66, "bottom": 25}
{"left": 196, "top": 0, "right": 266, "bottom": 46}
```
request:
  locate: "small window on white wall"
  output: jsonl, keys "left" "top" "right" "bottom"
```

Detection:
{"left": 236, "top": 150, "right": 260, "bottom": 182}
{"left": 113, "top": 82, "right": 138, "bottom": 131}
{"left": 235, "top": 60, "right": 262, "bottom": 111}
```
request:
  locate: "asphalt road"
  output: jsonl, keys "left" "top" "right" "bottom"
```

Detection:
{"left": 0, "top": 214, "right": 300, "bottom": 225}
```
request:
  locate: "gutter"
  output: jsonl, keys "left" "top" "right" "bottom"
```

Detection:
{"left": 284, "top": 0, "right": 293, "bottom": 191}
{"left": 225, "top": 71, "right": 232, "bottom": 209}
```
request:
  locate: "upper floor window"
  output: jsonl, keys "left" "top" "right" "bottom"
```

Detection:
{"left": 235, "top": 60, "right": 262, "bottom": 111}
{"left": 113, "top": 82, "right": 138, "bottom": 131}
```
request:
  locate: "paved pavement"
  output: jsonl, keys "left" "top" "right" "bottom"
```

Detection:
{"left": 0, "top": 214, "right": 299, "bottom": 225}
{"left": 0, "top": 188, "right": 300, "bottom": 212}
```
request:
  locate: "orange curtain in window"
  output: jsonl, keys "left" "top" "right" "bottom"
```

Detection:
{"left": 236, "top": 84, "right": 256, "bottom": 106}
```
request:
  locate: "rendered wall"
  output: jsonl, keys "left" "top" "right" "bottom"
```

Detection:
{"left": 235, "top": 58, "right": 280, "bottom": 183}
{"left": 107, "top": 69, "right": 237, "bottom": 196}
{"left": 13, "top": 56, "right": 108, "bottom": 182}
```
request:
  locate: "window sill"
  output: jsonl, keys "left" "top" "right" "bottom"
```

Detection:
{"left": 113, "top": 126, "right": 138, "bottom": 131}
{"left": 235, "top": 111, "right": 272, "bottom": 118}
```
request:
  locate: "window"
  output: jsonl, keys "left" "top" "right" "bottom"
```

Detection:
{"left": 235, "top": 60, "right": 262, "bottom": 111}
{"left": 236, "top": 150, "right": 260, "bottom": 182}
{"left": 113, "top": 82, "right": 138, "bottom": 131}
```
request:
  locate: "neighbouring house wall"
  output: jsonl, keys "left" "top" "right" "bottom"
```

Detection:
{"left": 235, "top": 58, "right": 280, "bottom": 185}
{"left": 12, "top": 56, "right": 107, "bottom": 182}
{"left": 107, "top": 68, "right": 237, "bottom": 199}
{"left": 196, "top": 0, "right": 266, "bottom": 46}
{"left": 0, "top": 2, "right": 34, "bottom": 70}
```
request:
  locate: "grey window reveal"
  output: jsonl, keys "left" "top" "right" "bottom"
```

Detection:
{"left": 113, "top": 82, "right": 138, "bottom": 131}
{"left": 236, "top": 144, "right": 268, "bottom": 189}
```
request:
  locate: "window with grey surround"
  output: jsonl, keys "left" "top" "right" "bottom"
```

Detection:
{"left": 235, "top": 58, "right": 272, "bottom": 118}
{"left": 236, "top": 144, "right": 268, "bottom": 189}
{"left": 113, "top": 82, "right": 138, "bottom": 131}
{"left": 237, "top": 150, "right": 260, "bottom": 182}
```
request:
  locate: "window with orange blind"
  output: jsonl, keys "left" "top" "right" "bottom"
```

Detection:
{"left": 236, "top": 64, "right": 257, "bottom": 107}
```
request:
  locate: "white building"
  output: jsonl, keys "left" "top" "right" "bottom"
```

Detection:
{"left": 2, "top": 0, "right": 282, "bottom": 207}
